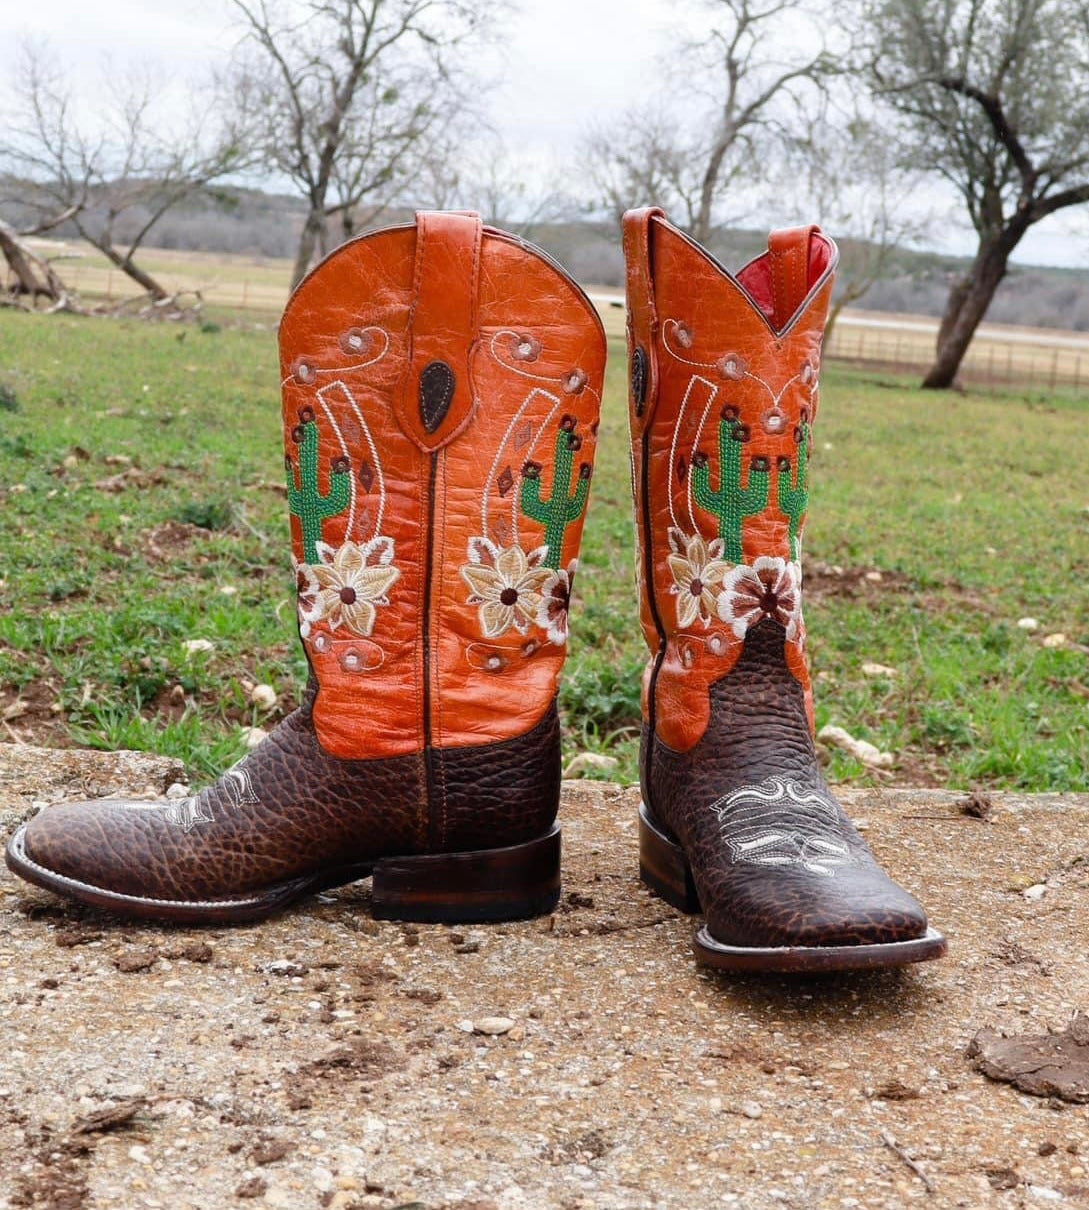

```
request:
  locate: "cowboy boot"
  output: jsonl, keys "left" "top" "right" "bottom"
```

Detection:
{"left": 623, "top": 208, "right": 946, "bottom": 972}
{"left": 6, "top": 211, "right": 606, "bottom": 924}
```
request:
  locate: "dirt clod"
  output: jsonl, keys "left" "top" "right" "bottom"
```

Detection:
{"left": 250, "top": 1136, "right": 295, "bottom": 1165}
{"left": 113, "top": 947, "right": 158, "bottom": 973}
{"left": 969, "top": 1014, "right": 1089, "bottom": 1102}
{"left": 960, "top": 790, "right": 995, "bottom": 820}
{"left": 235, "top": 1176, "right": 268, "bottom": 1198}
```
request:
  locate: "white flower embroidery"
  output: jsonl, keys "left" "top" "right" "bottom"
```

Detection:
{"left": 667, "top": 528, "right": 731, "bottom": 630}
{"left": 301, "top": 538, "right": 399, "bottom": 638}
{"left": 460, "top": 539, "right": 551, "bottom": 639}
{"left": 536, "top": 560, "right": 578, "bottom": 645}
{"left": 717, "top": 556, "right": 801, "bottom": 641}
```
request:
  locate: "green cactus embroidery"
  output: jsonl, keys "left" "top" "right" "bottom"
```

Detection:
{"left": 286, "top": 417, "right": 351, "bottom": 563}
{"left": 692, "top": 415, "right": 770, "bottom": 564}
{"left": 777, "top": 421, "right": 810, "bottom": 562}
{"left": 520, "top": 416, "right": 591, "bottom": 570}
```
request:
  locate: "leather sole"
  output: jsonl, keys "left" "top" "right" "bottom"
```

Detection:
{"left": 5, "top": 823, "right": 561, "bottom": 926}
{"left": 639, "top": 803, "right": 948, "bottom": 973}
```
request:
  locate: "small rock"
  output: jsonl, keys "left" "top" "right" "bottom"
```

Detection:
{"left": 236, "top": 1177, "right": 268, "bottom": 1199}
{"left": 219, "top": 585, "right": 238, "bottom": 596}
{"left": 817, "top": 724, "right": 893, "bottom": 769}
{"left": 864, "top": 570, "right": 883, "bottom": 582}
{"left": 184, "top": 638, "right": 215, "bottom": 656}
{"left": 740, "top": 1101, "right": 763, "bottom": 1119}
{"left": 1023, "top": 884, "right": 1047, "bottom": 901}
{"left": 474, "top": 1017, "right": 516, "bottom": 1036}
{"left": 165, "top": 782, "right": 190, "bottom": 800}
{"left": 241, "top": 726, "right": 267, "bottom": 749}
{"left": 266, "top": 959, "right": 308, "bottom": 977}
{"left": 250, "top": 684, "right": 278, "bottom": 709}
{"left": 456, "top": 1019, "right": 476, "bottom": 1033}
{"left": 861, "top": 662, "right": 897, "bottom": 678}
{"left": 1017, "top": 617, "right": 1039, "bottom": 631}
{"left": 1042, "top": 633, "right": 1067, "bottom": 649}
{"left": 563, "top": 752, "right": 620, "bottom": 779}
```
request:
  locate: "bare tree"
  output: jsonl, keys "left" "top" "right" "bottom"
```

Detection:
{"left": 230, "top": 0, "right": 498, "bottom": 288}
{"left": 1, "top": 42, "right": 246, "bottom": 303}
{"left": 781, "top": 111, "right": 932, "bottom": 340}
{"left": 860, "top": 0, "right": 1089, "bottom": 389}
{"left": 0, "top": 217, "right": 73, "bottom": 310}
{"left": 583, "top": 0, "right": 839, "bottom": 244}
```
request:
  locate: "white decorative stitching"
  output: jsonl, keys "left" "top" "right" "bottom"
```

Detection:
{"left": 165, "top": 764, "right": 259, "bottom": 833}
{"left": 317, "top": 380, "right": 386, "bottom": 537}
{"left": 279, "top": 326, "right": 390, "bottom": 387}
{"left": 10, "top": 826, "right": 272, "bottom": 909}
{"left": 313, "top": 390, "right": 356, "bottom": 537}
{"left": 708, "top": 777, "right": 854, "bottom": 878}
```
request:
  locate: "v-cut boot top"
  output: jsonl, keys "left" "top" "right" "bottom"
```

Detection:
{"left": 281, "top": 211, "right": 607, "bottom": 760}
{"left": 624, "top": 208, "right": 837, "bottom": 753}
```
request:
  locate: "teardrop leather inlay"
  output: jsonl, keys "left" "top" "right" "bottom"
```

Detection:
{"left": 631, "top": 346, "right": 648, "bottom": 415}
{"left": 419, "top": 361, "right": 456, "bottom": 433}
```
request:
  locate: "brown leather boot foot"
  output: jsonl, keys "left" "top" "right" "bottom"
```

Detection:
{"left": 623, "top": 208, "right": 946, "bottom": 973}
{"left": 5, "top": 212, "right": 606, "bottom": 925}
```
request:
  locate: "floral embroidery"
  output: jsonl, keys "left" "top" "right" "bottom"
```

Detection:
{"left": 537, "top": 560, "right": 578, "bottom": 645}
{"left": 460, "top": 539, "right": 550, "bottom": 639}
{"left": 301, "top": 538, "right": 399, "bottom": 638}
{"left": 667, "top": 529, "right": 731, "bottom": 630}
{"left": 717, "top": 556, "right": 801, "bottom": 640}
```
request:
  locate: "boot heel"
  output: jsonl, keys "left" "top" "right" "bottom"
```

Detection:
{"left": 639, "top": 804, "right": 701, "bottom": 914}
{"left": 370, "top": 825, "right": 561, "bottom": 923}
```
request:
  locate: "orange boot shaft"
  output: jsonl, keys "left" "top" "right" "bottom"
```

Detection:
{"left": 281, "top": 212, "right": 606, "bottom": 759}
{"left": 624, "top": 208, "right": 836, "bottom": 751}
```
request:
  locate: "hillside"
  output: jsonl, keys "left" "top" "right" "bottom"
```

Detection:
{"left": 4, "top": 184, "right": 1089, "bottom": 330}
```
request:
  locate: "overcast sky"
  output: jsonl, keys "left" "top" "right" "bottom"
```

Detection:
{"left": 3, "top": 0, "right": 1087, "bottom": 268}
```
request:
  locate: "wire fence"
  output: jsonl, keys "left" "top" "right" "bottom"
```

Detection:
{"left": 826, "top": 320, "right": 1089, "bottom": 391}
{"left": 32, "top": 260, "right": 1089, "bottom": 393}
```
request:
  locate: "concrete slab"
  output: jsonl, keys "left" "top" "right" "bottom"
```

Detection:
{"left": 1, "top": 746, "right": 1088, "bottom": 1209}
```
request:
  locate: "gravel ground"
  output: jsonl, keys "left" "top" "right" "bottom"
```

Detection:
{"left": 1, "top": 746, "right": 1088, "bottom": 1210}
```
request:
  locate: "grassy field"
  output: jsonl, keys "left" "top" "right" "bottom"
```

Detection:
{"left": 0, "top": 309, "right": 1087, "bottom": 791}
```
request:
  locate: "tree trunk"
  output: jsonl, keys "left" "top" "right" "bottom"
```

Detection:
{"left": 292, "top": 208, "right": 325, "bottom": 290}
{"left": 922, "top": 229, "right": 1023, "bottom": 390}
{"left": 94, "top": 238, "right": 170, "bottom": 302}
{"left": 0, "top": 220, "right": 64, "bottom": 301}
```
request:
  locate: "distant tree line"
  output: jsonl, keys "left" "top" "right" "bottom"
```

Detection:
{"left": 2, "top": 0, "right": 1089, "bottom": 389}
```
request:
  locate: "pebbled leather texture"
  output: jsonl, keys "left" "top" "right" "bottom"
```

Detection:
{"left": 18, "top": 684, "right": 562, "bottom": 905}
{"left": 643, "top": 623, "right": 929, "bottom": 948}
{"left": 626, "top": 209, "right": 935, "bottom": 952}
{"left": 8, "top": 211, "right": 600, "bottom": 916}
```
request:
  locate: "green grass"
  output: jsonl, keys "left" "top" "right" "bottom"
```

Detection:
{"left": 1, "top": 312, "right": 1087, "bottom": 790}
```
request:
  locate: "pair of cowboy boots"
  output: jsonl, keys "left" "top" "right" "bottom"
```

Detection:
{"left": 6, "top": 210, "right": 945, "bottom": 973}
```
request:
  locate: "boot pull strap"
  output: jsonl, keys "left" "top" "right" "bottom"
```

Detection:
{"left": 622, "top": 206, "right": 665, "bottom": 431}
{"left": 394, "top": 210, "right": 483, "bottom": 451}
{"left": 767, "top": 224, "right": 820, "bottom": 331}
